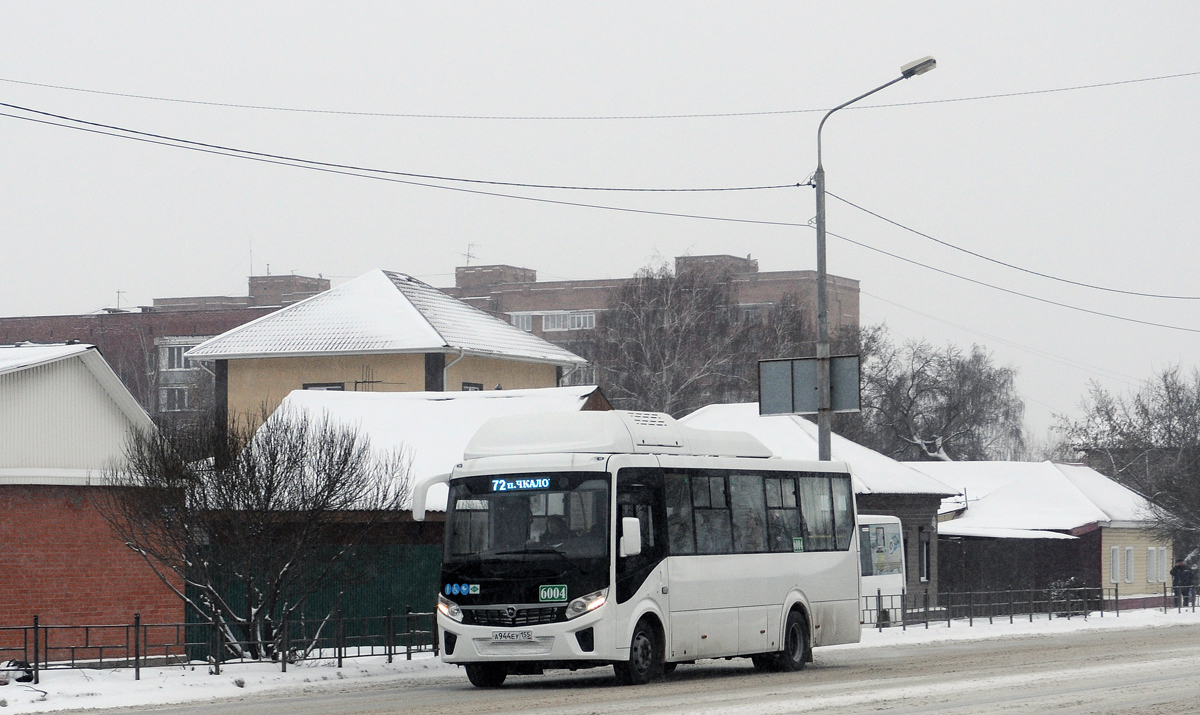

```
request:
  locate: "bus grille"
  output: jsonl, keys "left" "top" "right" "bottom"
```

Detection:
{"left": 468, "top": 607, "right": 560, "bottom": 626}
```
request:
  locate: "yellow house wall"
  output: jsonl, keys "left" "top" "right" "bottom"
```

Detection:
{"left": 445, "top": 355, "right": 558, "bottom": 392}
{"left": 226, "top": 353, "right": 561, "bottom": 425}
{"left": 226, "top": 354, "right": 426, "bottom": 424}
{"left": 1100, "top": 527, "right": 1172, "bottom": 595}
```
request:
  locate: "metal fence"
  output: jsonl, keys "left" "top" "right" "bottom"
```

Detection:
{"left": 862, "top": 582, "right": 1198, "bottom": 630}
{"left": 0, "top": 607, "right": 438, "bottom": 685}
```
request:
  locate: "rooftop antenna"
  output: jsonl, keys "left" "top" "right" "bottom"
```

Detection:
{"left": 115, "top": 290, "right": 126, "bottom": 311}
{"left": 461, "top": 242, "right": 478, "bottom": 266}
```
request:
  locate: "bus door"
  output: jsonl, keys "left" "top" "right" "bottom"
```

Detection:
{"left": 615, "top": 468, "right": 669, "bottom": 633}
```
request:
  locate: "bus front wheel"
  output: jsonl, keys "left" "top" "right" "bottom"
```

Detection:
{"left": 465, "top": 663, "right": 508, "bottom": 688}
{"left": 614, "top": 617, "right": 663, "bottom": 685}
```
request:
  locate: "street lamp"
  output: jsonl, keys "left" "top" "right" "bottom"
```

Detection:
{"left": 813, "top": 56, "right": 936, "bottom": 460}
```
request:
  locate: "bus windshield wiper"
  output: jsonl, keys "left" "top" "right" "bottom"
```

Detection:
{"left": 494, "top": 548, "right": 587, "bottom": 574}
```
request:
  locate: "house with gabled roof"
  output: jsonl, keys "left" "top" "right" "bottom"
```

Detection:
{"left": 905, "top": 461, "right": 1170, "bottom": 599}
{"left": 0, "top": 343, "right": 180, "bottom": 627}
{"left": 186, "top": 270, "right": 589, "bottom": 426}
{"left": 679, "top": 403, "right": 958, "bottom": 601}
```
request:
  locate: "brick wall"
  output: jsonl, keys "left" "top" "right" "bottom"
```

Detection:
{"left": 0, "top": 485, "right": 182, "bottom": 628}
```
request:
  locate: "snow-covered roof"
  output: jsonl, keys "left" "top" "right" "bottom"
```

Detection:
{"left": 0, "top": 343, "right": 155, "bottom": 485}
{"left": 276, "top": 386, "right": 606, "bottom": 511}
{"left": 186, "top": 270, "right": 587, "bottom": 366}
{"left": 904, "top": 461, "right": 1155, "bottom": 538}
{"left": 0, "top": 342, "right": 91, "bottom": 376}
{"left": 679, "top": 403, "right": 958, "bottom": 497}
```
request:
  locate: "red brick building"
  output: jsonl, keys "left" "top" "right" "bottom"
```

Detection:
{"left": 0, "top": 344, "right": 179, "bottom": 629}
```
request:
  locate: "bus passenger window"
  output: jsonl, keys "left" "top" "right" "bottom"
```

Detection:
{"left": 730, "top": 473, "right": 767, "bottom": 553}
{"left": 665, "top": 473, "right": 696, "bottom": 554}
{"left": 798, "top": 475, "right": 836, "bottom": 551}
{"left": 831, "top": 476, "right": 855, "bottom": 550}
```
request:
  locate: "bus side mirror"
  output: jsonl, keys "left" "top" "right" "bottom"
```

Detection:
{"left": 619, "top": 516, "right": 642, "bottom": 557}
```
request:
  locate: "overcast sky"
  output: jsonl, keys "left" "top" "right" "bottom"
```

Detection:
{"left": 2, "top": 2, "right": 1198, "bottom": 439}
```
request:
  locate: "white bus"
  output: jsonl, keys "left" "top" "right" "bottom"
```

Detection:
{"left": 412, "top": 410, "right": 861, "bottom": 687}
{"left": 858, "top": 514, "right": 906, "bottom": 626}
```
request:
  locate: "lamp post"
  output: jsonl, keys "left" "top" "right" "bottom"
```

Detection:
{"left": 814, "top": 56, "right": 936, "bottom": 460}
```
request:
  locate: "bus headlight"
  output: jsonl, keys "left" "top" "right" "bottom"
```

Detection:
{"left": 565, "top": 589, "right": 607, "bottom": 619}
{"left": 438, "top": 594, "right": 463, "bottom": 622}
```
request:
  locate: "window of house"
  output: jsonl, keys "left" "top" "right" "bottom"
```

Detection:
{"left": 160, "top": 387, "right": 189, "bottom": 412}
{"left": 510, "top": 314, "right": 533, "bottom": 332}
{"left": 542, "top": 311, "right": 596, "bottom": 331}
{"left": 1159, "top": 547, "right": 1168, "bottom": 582}
{"left": 302, "top": 382, "right": 345, "bottom": 391}
{"left": 1125, "top": 546, "right": 1135, "bottom": 583}
{"left": 163, "top": 346, "right": 192, "bottom": 370}
{"left": 461, "top": 382, "right": 483, "bottom": 391}
{"left": 1148, "top": 547, "right": 1158, "bottom": 583}
{"left": 1111, "top": 546, "right": 1120, "bottom": 583}
{"left": 919, "top": 527, "right": 931, "bottom": 582}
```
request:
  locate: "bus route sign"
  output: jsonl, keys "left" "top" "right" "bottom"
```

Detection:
{"left": 539, "top": 585, "right": 568, "bottom": 603}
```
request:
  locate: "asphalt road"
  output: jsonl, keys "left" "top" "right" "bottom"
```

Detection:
{"left": 93, "top": 623, "right": 1200, "bottom": 715}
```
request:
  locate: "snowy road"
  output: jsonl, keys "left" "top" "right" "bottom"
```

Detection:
{"left": 96, "top": 622, "right": 1200, "bottom": 715}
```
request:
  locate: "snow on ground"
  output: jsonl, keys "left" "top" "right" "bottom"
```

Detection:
{"left": 3, "top": 607, "right": 1200, "bottom": 713}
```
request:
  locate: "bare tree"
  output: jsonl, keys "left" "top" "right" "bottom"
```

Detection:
{"left": 94, "top": 408, "right": 411, "bottom": 661}
{"left": 854, "top": 331, "right": 1026, "bottom": 461}
{"left": 1060, "top": 366, "right": 1200, "bottom": 551}
{"left": 592, "top": 261, "right": 828, "bottom": 416}
{"left": 593, "top": 262, "right": 744, "bottom": 416}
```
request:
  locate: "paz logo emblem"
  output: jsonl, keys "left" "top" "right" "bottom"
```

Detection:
{"left": 505, "top": 606, "right": 517, "bottom": 620}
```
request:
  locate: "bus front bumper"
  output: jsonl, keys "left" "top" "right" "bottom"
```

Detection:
{"left": 438, "top": 606, "right": 614, "bottom": 665}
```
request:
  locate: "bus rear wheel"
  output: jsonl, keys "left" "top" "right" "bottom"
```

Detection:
{"left": 465, "top": 663, "right": 508, "bottom": 688}
{"left": 614, "top": 617, "right": 663, "bottom": 685}
{"left": 776, "top": 610, "right": 810, "bottom": 672}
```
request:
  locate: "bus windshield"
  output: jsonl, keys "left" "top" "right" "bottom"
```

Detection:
{"left": 444, "top": 472, "right": 610, "bottom": 564}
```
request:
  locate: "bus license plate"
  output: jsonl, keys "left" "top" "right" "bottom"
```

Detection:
{"left": 492, "top": 630, "right": 533, "bottom": 642}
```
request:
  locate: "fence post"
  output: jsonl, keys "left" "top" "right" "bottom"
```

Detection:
{"left": 1008, "top": 588, "right": 1013, "bottom": 624}
{"left": 405, "top": 605, "right": 413, "bottom": 660}
{"left": 876, "top": 589, "right": 883, "bottom": 631}
{"left": 1164, "top": 581, "right": 1169, "bottom": 613}
{"left": 968, "top": 591, "right": 974, "bottom": 627}
{"left": 1115, "top": 582, "right": 1120, "bottom": 617}
{"left": 923, "top": 590, "right": 929, "bottom": 629}
{"left": 988, "top": 590, "right": 993, "bottom": 625}
{"left": 337, "top": 610, "right": 344, "bottom": 669}
{"left": 386, "top": 607, "right": 394, "bottom": 664}
{"left": 32, "top": 615, "right": 39, "bottom": 685}
{"left": 211, "top": 620, "right": 221, "bottom": 675}
{"left": 946, "top": 591, "right": 952, "bottom": 628}
{"left": 281, "top": 614, "right": 289, "bottom": 673}
{"left": 902, "top": 588, "right": 907, "bottom": 631}
{"left": 134, "top": 613, "right": 141, "bottom": 681}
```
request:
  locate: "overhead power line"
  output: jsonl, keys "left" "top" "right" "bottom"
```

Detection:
{"left": 0, "top": 108, "right": 804, "bottom": 227}
{"left": 0, "top": 101, "right": 795, "bottom": 193}
{"left": 4, "top": 101, "right": 1200, "bottom": 335}
{"left": 828, "top": 192, "right": 1200, "bottom": 300}
{"left": 827, "top": 229, "right": 1200, "bottom": 334}
{"left": 1, "top": 70, "right": 1197, "bottom": 120}
{"left": 860, "top": 289, "right": 1141, "bottom": 387}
